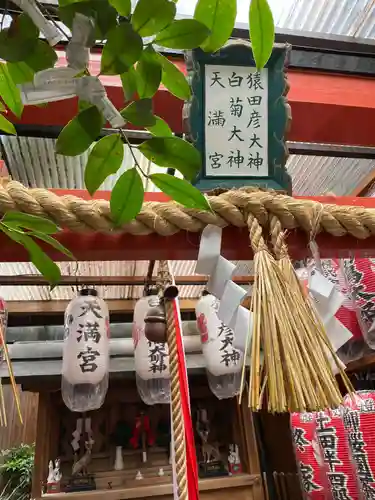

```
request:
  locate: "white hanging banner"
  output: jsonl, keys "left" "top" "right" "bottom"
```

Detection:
{"left": 195, "top": 224, "right": 252, "bottom": 349}
{"left": 133, "top": 296, "right": 170, "bottom": 381}
{"left": 66, "top": 13, "right": 94, "bottom": 70}
{"left": 297, "top": 269, "right": 354, "bottom": 372}
{"left": 62, "top": 293, "right": 110, "bottom": 385}
{"left": 11, "top": 0, "right": 63, "bottom": 46}
{"left": 18, "top": 13, "right": 125, "bottom": 129}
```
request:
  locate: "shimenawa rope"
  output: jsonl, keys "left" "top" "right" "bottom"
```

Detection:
{"left": 1, "top": 180, "right": 375, "bottom": 239}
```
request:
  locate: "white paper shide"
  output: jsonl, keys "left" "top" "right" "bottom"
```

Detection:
{"left": 205, "top": 65, "right": 268, "bottom": 177}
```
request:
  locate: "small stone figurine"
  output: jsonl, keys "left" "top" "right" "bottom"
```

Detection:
{"left": 46, "top": 458, "right": 62, "bottom": 494}
{"left": 228, "top": 444, "right": 242, "bottom": 475}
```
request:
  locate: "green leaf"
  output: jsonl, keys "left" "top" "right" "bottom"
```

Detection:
{"left": 59, "top": 0, "right": 117, "bottom": 39}
{"left": 138, "top": 137, "right": 201, "bottom": 181}
{"left": 194, "top": 0, "right": 237, "bottom": 52}
{"left": 85, "top": 134, "right": 124, "bottom": 195}
{"left": 23, "top": 237, "right": 61, "bottom": 285}
{"left": 136, "top": 47, "right": 162, "bottom": 99}
{"left": 110, "top": 167, "right": 144, "bottom": 225}
{"left": 132, "top": 0, "right": 176, "bottom": 37}
{"left": 155, "top": 19, "right": 210, "bottom": 49}
{"left": 7, "top": 61, "right": 34, "bottom": 85}
{"left": 25, "top": 40, "right": 58, "bottom": 73}
{"left": 121, "top": 99, "right": 156, "bottom": 127}
{"left": 56, "top": 106, "right": 103, "bottom": 156}
{"left": 0, "top": 14, "right": 39, "bottom": 63}
{"left": 109, "top": 0, "right": 131, "bottom": 16}
{"left": 6, "top": 41, "right": 57, "bottom": 85}
{"left": 0, "top": 114, "right": 16, "bottom": 135}
{"left": 2, "top": 212, "right": 59, "bottom": 234}
{"left": 146, "top": 116, "right": 172, "bottom": 137}
{"left": 121, "top": 67, "right": 138, "bottom": 101}
{"left": 0, "top": 226, "right": 61, "bottom": 285}
{"left": 78, "top": 99, "right": 92, "bottom": 112}
{"left": 150, "top": 173, "right": 211, "bottom": 211}
{"left": 29, "top": 232, "right": 75, "bottom": 261}
{"left": 0, "top": 64, "right": 23, "bottom": 118}
{"left": 158, "top": 54, "right": 190, "bottom": 100}
{"left": 101, "top": 22, "right": 143, "bottom": 75}
{"left": 249, "top": 0, "right": 275, "bottom": 70}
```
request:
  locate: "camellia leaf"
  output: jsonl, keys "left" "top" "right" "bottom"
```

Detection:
{"left": 22, "top": 236, "right": 62, "bottom": 285}
{"left": 56, "top": 106, "right": 103, "bottom": 156}
{"left": 146, "top": 116, "right": 172, "bottom": 137}
{"left": 0, "top": 225, "right": 61, "bottom": 285}
{"left": 121, "top": 67, "right": 138, "bottom": 101}
{"left": 194, "top": 0, "right": 237, "bottom": 53}
{"left": 85, "top": 134, "right": 124, "bottom": 195}
{"left": 0, "top": 64, "right": 23, "bottom": 118}
{"left": 150, "top": 173, "right": 211, "bottom": 211}
{"left": 7, "top": 41, "right": 57, "bottom": 85}
{"left": 2, "top": 212, "right": 59, "bottom": 234}
{"left": 101, "top": 21, "right": 143, "bottom": 75}
{"left": 138, "top": 137, "right": 201, "bottom": 181}
{"left": 0, "top": 114, "right": 16, "bottom": 135}
{"left": 29, "top": 231, "right": 75, "bottom": 261}
{"left": 132, "top": 0, "right": 176, "bottom": 37}
{"left": 26, "top": 40, "right": 58, "bottom": 73}
{"left": 109, "top": 0, "right": 131, "bottom": 16}
{"left": 0, "top": 13, "right": 39, "bottom": 63}
{"left": 136, "top": 47, "right": 162, "bottom": 99}
{"left": 158, "top": 54, "right": 190, "bottom": 100}
{"left": 7, "top": 61, "right": 34, "bottom": 85}
{"left": 110, "top": 167, "right": 144, "bottom": 225}
{"left": 59, "top": 0, "right": 118, "bottom": 39}
{"left": 121, "top": 99, "right": 156, "bottom": 127}
{"left": 249, "top": 0, "right": 275, "bottom": 70}
{"left": 155, "top": 19, "right": 210, "bottom": 49}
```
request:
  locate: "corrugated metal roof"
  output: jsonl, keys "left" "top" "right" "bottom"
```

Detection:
{"left": 176, "top": 0, "right": 375, "bottom": 39}
{"left": 2, "top": 136, "right": 374, "bottom": 196}
{"left": 0, "top": 260, "right": 253, "bottom": 302}
{"left": 2, "top": 0, "right": 375, "bottom": 41}
{"left": 288, "top": 154, "right": 375, "bottom": 196}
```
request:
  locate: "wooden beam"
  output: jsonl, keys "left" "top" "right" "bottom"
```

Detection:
{"left": 9, "top": 54, "right": 375, "bottom": 146}
{"left": 350, "top": 170, "right": 375, "bottom": 197}
{"left": 7, "top": 298, "right": 198, "bottom": 315}
{"left": 345, "top": 353, "right": 375, "bottom": 373}
{"left": 0, "top": 275, "right": 253, "bottom": 286}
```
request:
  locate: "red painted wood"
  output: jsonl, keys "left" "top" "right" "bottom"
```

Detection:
{"left": 9, "top": 55, "right": 375, "bottom": 147}
{"left": 1, "top": 192, "right": 375, "bottom": 262}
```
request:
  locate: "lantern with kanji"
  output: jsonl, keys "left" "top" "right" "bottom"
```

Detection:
{"left": 133, "top": 295, "right": 170, "bottom": 405}
{"left": 291, "top": 409, "right": 360, "bottom": 499}
{"left": 62, "top": 289, "right": 110, "bottom": 412}
{"left": 195, "top": 292, "right": 244, "bottom": 399}
{"left": 343, "top": 391, "right": 375, "bottom": 496}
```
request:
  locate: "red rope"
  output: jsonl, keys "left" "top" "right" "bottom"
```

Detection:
{"left": 172, "top": 299, "right": 199, "bottom": 500}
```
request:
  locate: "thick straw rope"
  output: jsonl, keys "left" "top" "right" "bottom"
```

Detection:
{"left": 157, "top": 261, "right": 188, "bottom": 500}
{"left": 2, "top": 180, "right": 375, "bottom": 238}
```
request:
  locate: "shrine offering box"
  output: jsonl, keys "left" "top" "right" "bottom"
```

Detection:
{"left": 30, "top": 376, "right": 264, "bottom": 500}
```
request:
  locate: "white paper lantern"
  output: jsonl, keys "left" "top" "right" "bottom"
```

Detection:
{"left": 196, "top": 293, "right": 244, "bottom": 399}
{"left": 62, "top": 289, "right": 110, "bottom": 411}
{"left": 133, "top": 296, "right": 170, "bottom": 405}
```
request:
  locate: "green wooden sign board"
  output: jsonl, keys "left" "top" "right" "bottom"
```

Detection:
{"left": 184, "top": 41, "right": 292, "bottom": 194}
